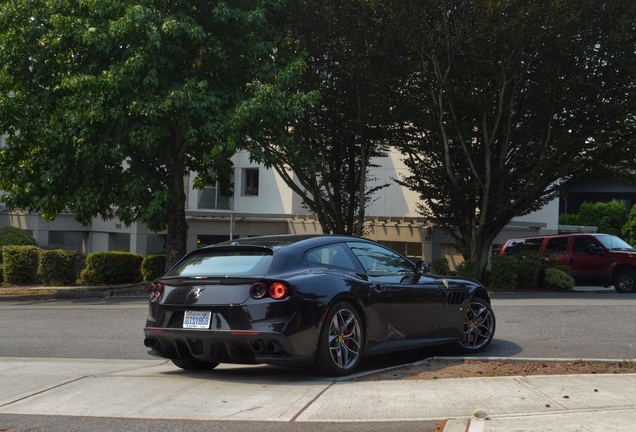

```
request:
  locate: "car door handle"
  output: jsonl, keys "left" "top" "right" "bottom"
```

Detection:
{"left": 373, "top": 284, "right": 386, "bottom": 292}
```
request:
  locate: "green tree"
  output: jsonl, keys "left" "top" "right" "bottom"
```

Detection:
{"left": 235, "top": 0, "right": 392, "bottom": 235}
{"left": 383, "top": 0, "right": 636, "bottom": 278}
{"left": 0, "top": 0, "right": 309, "bottom": 269}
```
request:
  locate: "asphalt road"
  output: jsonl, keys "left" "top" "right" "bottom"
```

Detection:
{"left": 1, "top": 290, "right": 635, "bottom": 432}
{"left": 1, "top": 290, "right": 635, "bottom": 363}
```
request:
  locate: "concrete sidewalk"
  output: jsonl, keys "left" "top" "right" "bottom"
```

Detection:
{"left": 1, "top": 357, "right": 635, "bottom": 431}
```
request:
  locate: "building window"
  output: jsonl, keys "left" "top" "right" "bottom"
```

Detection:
{"left": 197, "top": 171, "right": 234, "bottom": 210}
{"left": 378, "top": 241, "right": 423, "bottom": 260}
{"left": 242, "top": 168, "right": 259, "bottom": 196}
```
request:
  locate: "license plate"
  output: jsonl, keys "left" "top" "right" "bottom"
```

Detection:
{"left": 183, "top": 311, "right": 212, "bottom": 329}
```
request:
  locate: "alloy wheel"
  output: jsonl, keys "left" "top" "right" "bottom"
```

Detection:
{"left": 328, "top": 308, "right": 362, "bottom": 370}
{"left": 459, "top": 300, "right": 495, "bottom": 350}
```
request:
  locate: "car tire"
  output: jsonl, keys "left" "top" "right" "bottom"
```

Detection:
{"left": 171, "top": 359, "right": 219, "bottom": 371}
{"left": 613, "top": 269, "right": 636, "bottom": 293}
{"left": 456, "top": 298, "right": 496, "bottom": 353}
{"left": 311, "top": 302, "right": 364, "bottom": 377}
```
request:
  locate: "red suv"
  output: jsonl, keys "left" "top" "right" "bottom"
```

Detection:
{"left": 500, "top": 233, "right": 636, "bottom": 293}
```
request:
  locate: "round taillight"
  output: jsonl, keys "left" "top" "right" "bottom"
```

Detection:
{"left": 148, "top": 282, "right": 164, "bottom": 300}
{"left": 269, "top": 282, "right": 287, "bottom": 300}
{"left": 250, "top": 282, "right": 268, "bottom": 299}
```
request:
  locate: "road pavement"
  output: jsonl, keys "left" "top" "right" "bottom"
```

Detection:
{"left": 1, "top": 285, "right": 635, "bottom": 431}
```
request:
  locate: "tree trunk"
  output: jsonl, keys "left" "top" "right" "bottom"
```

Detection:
{"left": 164, "top": 164, "right": 188, "bottom": 272}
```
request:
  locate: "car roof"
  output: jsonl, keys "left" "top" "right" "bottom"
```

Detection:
{"left": 211, "top": 234, "right": 363, "bottom": 250}
{"left": 504, "top": 233, "right": 608, "bottom": 242}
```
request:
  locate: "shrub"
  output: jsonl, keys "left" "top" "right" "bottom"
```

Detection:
{"left": 543, "top": 267, "right": 575, "bottom": 291}
{"left": 430, "top": 257, "right": 451, "bottom": 276}
{"left": 517, "top": 256, "right": 542, "bottom": 290}
{"left": 78, "top": 251, "right": 143, "bottom": 285}
{"left": 489, "top": 255, "right": 517, "bottom": 290}
{"left": 38, "top": 249, "right": 78, "bottom": 286}
{"left": 3, "top": 245, "right": 41, "bottom": 285}
{"left": 558, "top": 214, "right": 580, "bottom": 225}
{"left": 622, "top": 204, "right": 636, "bottom": 247}
{"left": 578, "top": 200, "right": 627, "bottom": 237}
{"left": 0, "top": 226, "right": 37, "bottom": 263}
{"left": 554, "top": 264, "right": 572, "bottom": 275}
{"left": 141, "top": 254, "right": 166, "bottom": 282}
{"left": 456, "top": 260, "right": 482, "bottom": 281}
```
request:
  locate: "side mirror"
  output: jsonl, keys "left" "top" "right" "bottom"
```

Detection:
{"left": 416, "top": 260, "right": 432, "bottom": 274}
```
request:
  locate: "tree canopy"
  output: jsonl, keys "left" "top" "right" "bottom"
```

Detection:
{"left": 235, "top": 0, "right": 394, "bottom": 235}
{"left": 383, "top": 0, "right": 636, "bottom": 275}
{"left": 0, "top": 0, "right": 309, "bottom": 269}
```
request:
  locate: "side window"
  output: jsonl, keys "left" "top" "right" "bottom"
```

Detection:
{"left": 523, "top": 238, "right": 543, "bottom": 251}
{"left": 304, "top": 244, "right": 357, "bottom": 271}
{"left": 545, "top": 238, "right": 568, "bottom": 255}
{"left": 504, "top": 237, "right": 543, "bottom": 255}
{"left": 503, "top": 238, "right": 544, "bottom": 255}
{"left": 573, "top": 237, "right": 600, "bottom": 255}
{"left": 346, "top": 242, "right": 415, "bottom": 275}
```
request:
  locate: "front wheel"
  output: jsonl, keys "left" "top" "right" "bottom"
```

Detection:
{"left": 171, "top": 359, "right": 219, "bottom": 371}
{"left": 311, "top": 302, "right": 364, "bottom": 377}
{"left": 456, "top": 298, "right": 496, "bottom": 353}
{"left": 614, "top": 269, "right": 636, "bottom": 293}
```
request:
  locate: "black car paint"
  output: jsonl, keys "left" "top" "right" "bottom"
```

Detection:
{"left": 144, "top": 235, "right": 490, "bottom": 368}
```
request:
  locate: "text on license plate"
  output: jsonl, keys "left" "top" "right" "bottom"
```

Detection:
{"left": 183, "top": 311, "right": 211, "bottom": 329}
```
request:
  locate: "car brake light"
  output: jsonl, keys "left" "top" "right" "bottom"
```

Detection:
{"left": 148, "top": 282, "right": 165, "bottom": 300}
{"left": 269, "top": 282, "right": 287, "bottom": 299}
{"left": 250, "top": 282, "right": 288, "bottom": 300}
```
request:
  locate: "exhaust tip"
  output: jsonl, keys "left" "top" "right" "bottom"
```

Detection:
{"left": 266, "top": 340, "right": 284, "bottom": 354}
{"left": 251, "top": 340, "right": 266, "bottom": 354}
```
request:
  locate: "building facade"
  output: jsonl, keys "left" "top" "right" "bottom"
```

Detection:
{"left": 0, "top": 145, "right": 560, "bottom": 268}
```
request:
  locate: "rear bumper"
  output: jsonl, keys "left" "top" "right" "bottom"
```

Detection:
{"left": 143, "top": 327, "right": 314, "bottom": 367}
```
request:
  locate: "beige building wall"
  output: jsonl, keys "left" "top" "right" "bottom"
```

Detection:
{"left": 0, "top": 148, "right": 558, "bottom": 269}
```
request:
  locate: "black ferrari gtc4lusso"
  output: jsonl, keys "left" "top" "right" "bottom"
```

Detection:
{"left": 143, "top": 234, "right": 495, "bottom": 376}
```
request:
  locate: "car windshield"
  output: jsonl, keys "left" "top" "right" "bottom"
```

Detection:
{"left": 594, "top": 234, "right": 636, "bottom": 251}
{"left": 165, "top": 249, "right": 273, "bottom": 277}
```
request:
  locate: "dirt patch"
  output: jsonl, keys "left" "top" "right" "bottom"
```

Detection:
{"left": 355, "top": 358, "right": 636, "bottom": 381}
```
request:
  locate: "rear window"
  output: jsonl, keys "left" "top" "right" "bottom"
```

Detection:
{"left": 166, "top": 249, "right": 273, "bottom": 277}
{"left": 502, "top": 238, "right": 544, "bottom": 255}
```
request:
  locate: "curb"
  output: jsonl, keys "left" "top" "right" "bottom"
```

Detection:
{"left": 0, "top": 284, "right": 147, "bottom": 301}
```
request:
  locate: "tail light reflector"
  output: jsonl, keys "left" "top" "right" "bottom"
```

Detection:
{"left": 148, "top": 282, "right": 165, "bottom": 300}
{"left": 250, "top": 282, "right": 268, "bottom": 299}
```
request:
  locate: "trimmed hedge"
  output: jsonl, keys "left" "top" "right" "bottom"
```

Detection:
{"left": 3, "top": 245, "right": 41, "bottom": 285}
{"left": 489, "top": 255, "right": 517, "bottom": 290}
{"left": 489, "top": 250, "right": 572, "bottom": 291}
{"left": 78, "top": 251, "right": 143, "bottom": 285}
{"left": 0, "top": 226, "right": 38, "bottom": 264}
{"left": 141, "top": 254, "right": 166, "bottom": 282}
{"left": 38, "top": 249, "right": 78, "bottom": 286}
{"left": 430, "top": 257, "right": 451, "bottom": 276}
{"left": 456, "top": 260, "right": 482, "bottom": 281}
{"left": 516, "top": 255, "right": 543, "bottom": 290}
